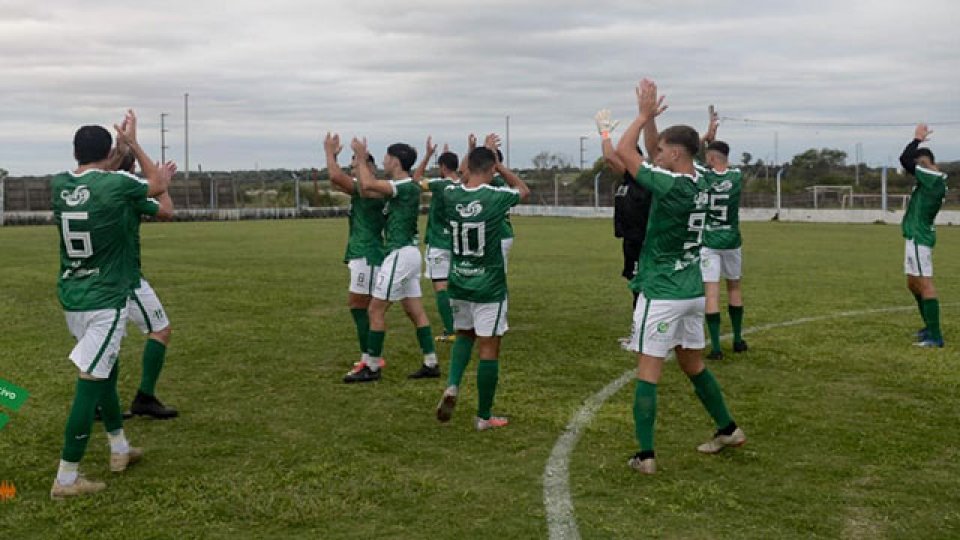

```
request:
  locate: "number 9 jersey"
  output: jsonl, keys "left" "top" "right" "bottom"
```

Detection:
{"left": 52, "top": 169, "right": 154, "bottom": 311}
{"left": 441, "top": 183, "right": 521, "bottom": 303}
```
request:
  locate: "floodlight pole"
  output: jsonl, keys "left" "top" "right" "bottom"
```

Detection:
{"left": 579, "top": 136, "right": 588, "bottom": 171}
{"left": 881, "top": 165, "right": 888, "bottom": 212}
{"left": 776, "top": 167, "right": 785, "bottom": 216}
{"left": 505, "top": 115, "right": 510, "bottom": 168}
{"left": 184, "top": 92, "right": 190, "bottom": 208}
{"left": 593, "top": 171, "right": 601, "bottom": 210}
{"left": 160, "top": 113, "right": 169, "bottom": 164}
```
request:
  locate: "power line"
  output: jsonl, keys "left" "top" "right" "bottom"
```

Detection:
{"left": 720, "top": 116, "right": 960, "bottom": 128}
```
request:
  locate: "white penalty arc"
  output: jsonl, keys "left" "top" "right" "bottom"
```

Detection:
{"left": 543, "top": 304, "right": 950, "bottom": 540}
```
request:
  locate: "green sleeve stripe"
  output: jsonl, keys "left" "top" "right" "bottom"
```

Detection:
{"left": 86, "top": 309, "right": 122, "bottom": 375}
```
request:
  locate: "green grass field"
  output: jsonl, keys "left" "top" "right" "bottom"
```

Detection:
{"left": 1, "top": 217, "right": 958, "bottom": 539}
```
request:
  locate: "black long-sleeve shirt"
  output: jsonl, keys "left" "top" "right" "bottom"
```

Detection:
{"left": 899, "top": 138, "right": 922, "bottom": 176}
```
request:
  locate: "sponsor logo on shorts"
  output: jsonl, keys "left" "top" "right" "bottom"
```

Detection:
{"left": 0, "top": 481, "right": 16, "bottom": 502}
{"left": 456, "top": 201, "right": 483, "bottom": 218}
{"left": 61, "top": 185, "right": 91, "bottom": 207}
{"left": 656, "top": 322, "right": 669, "bottom": 333}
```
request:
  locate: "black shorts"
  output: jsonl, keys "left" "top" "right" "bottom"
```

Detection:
{"left": 622, "top": 238, "right": 643, "bottom": 280}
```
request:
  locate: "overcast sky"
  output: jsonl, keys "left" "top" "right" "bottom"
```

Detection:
{"left": 1, "top": 0, "right": 958, "bottom": 175}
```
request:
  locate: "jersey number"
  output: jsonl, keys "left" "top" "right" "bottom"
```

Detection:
{"left": 709, "top": 194, "right": 729, "bottom": 223}
{"left": 684, "top": 212, "right": 706, "bottom": 250}
{"left": 61, "top": 212, "right": 92, "bottom": 258}
{"left": 450, "top": 221, "right": 485, "bottom": 256}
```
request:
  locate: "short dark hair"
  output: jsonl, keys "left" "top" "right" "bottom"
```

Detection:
{"left": 659, "top": 125, "right": 700, "bottom": 157}
{"left": 706, "top": 141, "right": 730, "bottom": 158}
{"left": 916, "top": 148, "right": 936, "bottom": 163}
{"left": 73, "top": 125, "right": 112, "bottom": 165}
{"left": 118, "top": 150, "right": 136, "bottom": 172}
{"left": 467, "top": 147, "right": 496, "bottom": 173}
{"left": 437, "top": 151, "right": 458, "bottom": 172}
{"left": 387, "top": 143, "right": 417, "bottom": 172}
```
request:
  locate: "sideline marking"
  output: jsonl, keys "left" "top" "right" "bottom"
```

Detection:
{"left": 543, "top": 304, "right": 950, "bottom": 540}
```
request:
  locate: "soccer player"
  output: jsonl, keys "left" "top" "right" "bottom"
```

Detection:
{"left": 463, "top": 134, "right": 516, "bottom": 273}
{"left": 699, "top": 134, "right": 748, "bottom": 360}
{"left": 413, "top": 136, "right": 460, "bottom": 343}
{"left": 595, "top": 108, "right": 652, "bottom": 316}
{"left": 323, "top": 133, "right": 388, "bottom": 377}
{"left": 900, "top": 123, "right": 948, "bottom": 348}
{"left": 347, "top": 137, "right": 439, "bottom": 382}
{"left": 114, "top": 151, "right": 179, "bottom": 418}
{"left": 50, "top": 110, "right": 173, "bottom": 498}
{"left": 615, "top": 79, "right": 746, "bottom": 474}
{"left": 434, "top": 134, "right": 529, "bottom": 430}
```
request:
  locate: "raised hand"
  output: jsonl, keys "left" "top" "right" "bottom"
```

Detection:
{"left": 915, "top": 123, "right": 932, "bottom": 142}
{"left": 442, "top": 143, "right": 450, "bottom": 154}
{"left": 160, "top": 160, "right": 178, "bottom": 182}
{"left": 594, "top": 109, "right": 620, "bottom": 136}
{"left": 637, "top": 79, "right": 668, "bottom": 118}
{"left": 113, "top": 109, "right": 139, "bottom": 147}
{"left": 467, "top": 133, "right": 477, "bottom": 151}
{"left": 350, "top": 136, "right": 368, "bottom": 158}
{"left": 425, "top": 135, "right": 437, "bottom": 156}
{"left": 703, "top": 105, "right": 719, "bottom": 143}
{"left": 484, "top": 133, "right": 501, "bottom": 155}
{"left": 324, "top": 132, "right": 342, "bottom": 156}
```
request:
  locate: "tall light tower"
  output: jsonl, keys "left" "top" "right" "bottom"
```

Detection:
{"left": 184, "top": 92, "right": 190, "bottom": 208}
{"left": 579, "top": 136, "right": 588, "bottom": 170}
{"left": 160, "top": 113, "right": 169, "bottom": 164}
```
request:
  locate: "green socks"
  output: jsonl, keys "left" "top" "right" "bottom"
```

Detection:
{"left": 922, "top": 298, "right": 942, "bottom": 341}
{"left": 447, "top": 335, "right": 474, "bottom": 387}
{"left": 476, "top": 359, "right": 499, "bottom": 420}
{"left": 633, "top": 380, "right": 657, "bottom": 452}
{"left": 350, "top": 308, "right": 370, "bottom": 354}
{"left": 729, "top": 305, "right": 744, "bottom": 344}
{"left": 100, "top": 364, "right": 124, "bottom": 432}
{"left": 689, "top": 368, "right": 734, "bottom": 430}
{"left": 138, "top": 339, "right": 167, "bottom": 396}
{"left": 367, "top": 330, "right": 385, "bottom": 359}
{"left": 416, "top": 326, "right": 436, "bottom": 355}
{"left": 435, "top": 289, "right": 454, "bottom": 334}
{"left": 914, "top": 294, "right": 927, "bottom": 329}
{"left": 705, "top": 312, "right": 722, "bottom": 353}
{"left": 62, "top": 378, "right": 108, "bottom": 463}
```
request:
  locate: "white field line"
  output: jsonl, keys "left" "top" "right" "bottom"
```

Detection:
{"left": 543, "top": 303, "right": 954, "bottom": 540}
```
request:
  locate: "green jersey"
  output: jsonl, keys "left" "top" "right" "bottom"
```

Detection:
{"left": 344, "top": 179, "right": 387, "bottom": 265}
{"left": 52, "top": 169, "right": 150, "bottom": 311}
{"left": 442, "top": 183, "right": 521, "bottom": 303}
{"left": 902, "top": 165, "right": 948, "bottom": 247}
{"left": 423, "top": 177, "right": 459, "bottom": 250}
{"left": 490, "top": 175, "right": 515, "bottom": 239}
{"left": 129, "top": 194, "right": 161, "bottom": 279}
{"left": 383, "top": 178, "right": 421, "bottom": 252}
{"left": 629, "top": 162, "right": 708, "bottom": 300}
{"left": 701, "top": 166, "right": 743, "bottom": 249}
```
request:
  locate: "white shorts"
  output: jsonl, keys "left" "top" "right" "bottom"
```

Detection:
{"left": 373, "top": 246, "right": 423, "bottom": 301}
{"left": 451, "top": 298, "right": 509, "bottom": 337}
{"left": 501, "top": 238, "right": 514, "bottom": 275}
{"left": 700, "top": 247, "right": 742, "bottom": 282}
{"left": 65, "top": 307, "right": 129, "bottom": 379}
{"left": 127, "top": 279, "right": 171, "bottom": 334}
{"left": 347, "top": 258, "right": 380, "bottom": 295}
{"left": 627, "top": 294, "right": 705, "bottom": 358}
{"left": 424, "top": 246, "right": 451, "bottom": 281}
{"left": 904, "top": 239, "right": 933, "bottom": 277}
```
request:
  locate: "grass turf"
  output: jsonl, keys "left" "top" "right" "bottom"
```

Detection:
{"left": 0, "top": 217, "right": 957, "bottom": 539}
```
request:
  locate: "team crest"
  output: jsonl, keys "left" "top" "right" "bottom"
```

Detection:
{"left": 456, "top": 201, "right": 483, "bottom": 218}
{"left": 656, "top": 322, "right": 669, "bottom": 333}
{"left": 715, "top": 180, "right": 733, "bottom": 192}
{"left": 61, "top": 186, "right": 90, "bottom": 207}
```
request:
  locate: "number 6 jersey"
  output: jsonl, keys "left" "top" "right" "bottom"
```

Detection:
{"left": 441, "top": 183, "right": 521, "bottom": 303}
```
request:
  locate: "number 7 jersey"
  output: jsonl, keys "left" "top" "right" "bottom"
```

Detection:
{"left": 52, "top": 169, "right": 151, "bottom": 311}
{"left": 441, "top": 183, "right": 521, "bottom": 303}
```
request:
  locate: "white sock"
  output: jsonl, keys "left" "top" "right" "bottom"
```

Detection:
{"left": 107, "top": 429, "right": 130, "bottom": 454}
{"left": 423, "top": 352, "right": 438, "bottom": 368}
{"left": 367, "top": 357, "right": 382, "bottom": 372}
{"left": 57, "top": 460, "right": 79, "bottom": 486}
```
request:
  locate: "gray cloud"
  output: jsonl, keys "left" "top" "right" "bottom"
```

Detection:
{"left": 1, "top": 0, "right": 958, "bottom": 174}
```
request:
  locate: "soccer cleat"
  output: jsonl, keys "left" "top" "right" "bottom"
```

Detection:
{"left": 129, "top": 391, "right": 179, "bottom": 419}
{"left": 706, "top": 350, "right": 724, "bottom": 360}
{"left": 343, "top": 365, "right": 381, "bottom": 383}
{"left": 733, "top": 340, "right": 748, "bottom": 353}
{"left": 475, "top": 416, "right": 509, "bottom": 431}
{"left": 435, "top": 332, "right": 457, "bottom": 344}
{"left": 436, "top": 386, "right": 458, "bottom": 423}
{"left": 346, "top": 358, "right": 386, "bottom": 376}
{"left": 50, "top": 475, "right": 106, "bottom": 500}
{"left": 697, "top": 427, "right": 747, "bottom": 454}
{"left": 408, "top": 364, "right": 441, "bottom": 379}
{"left": 915, "top": 328, "right": 930, "bottom": 342}
{"left": 914, "top": 338, "right": 945, "bottom": 348}
{"left": 110, "top": 447, "right": 144, "bottom": 473}
{"left": 627, "top": 453, "right": 656, "bottom": 474}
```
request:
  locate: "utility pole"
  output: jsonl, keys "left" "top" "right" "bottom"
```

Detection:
{"left": 184, "top": 92, "right": 190, "bottom": 208}
{"left": 854, "top": 142, "right": 862, "bottom": 187}
{"left": 579, "top": 136, "right": 588, "bottom": 170}
{"left": 505, "top": 115, "right": 511, "bottom": 168}
{"left": 160, "top": 113, "right": 169, "bottom": 164}
{"left": 774, "top": 131, "right": 779, "bottom": 166}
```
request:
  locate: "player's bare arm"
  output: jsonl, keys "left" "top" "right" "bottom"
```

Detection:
{"left": 596, "top": 109, "right": 626, "bottom": 175}
{"left": 114, "top": 109, "right": 166, "bottom": 197}
{"left": 351, "top": 137, "right": 394, "bottom": 199}
{"left": 459, "top": 133, "right": 477, "bottom": 176}
{"left": 155, "top": 161, "right": 177, "bottom": 220}
{"left": 413, "top": 135, "right": 438, "bottom": 185}
{"left": 486, "top": 133, "right": 530, "bottom": 201}
{"left": 640, "top": 83, "right": 667, "bottom": 162}
{"left": 617, "top": 79, "right": 662, "bottom": 175}
{"left": 324, "top": 132, "right": 355, "bottom": 195}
